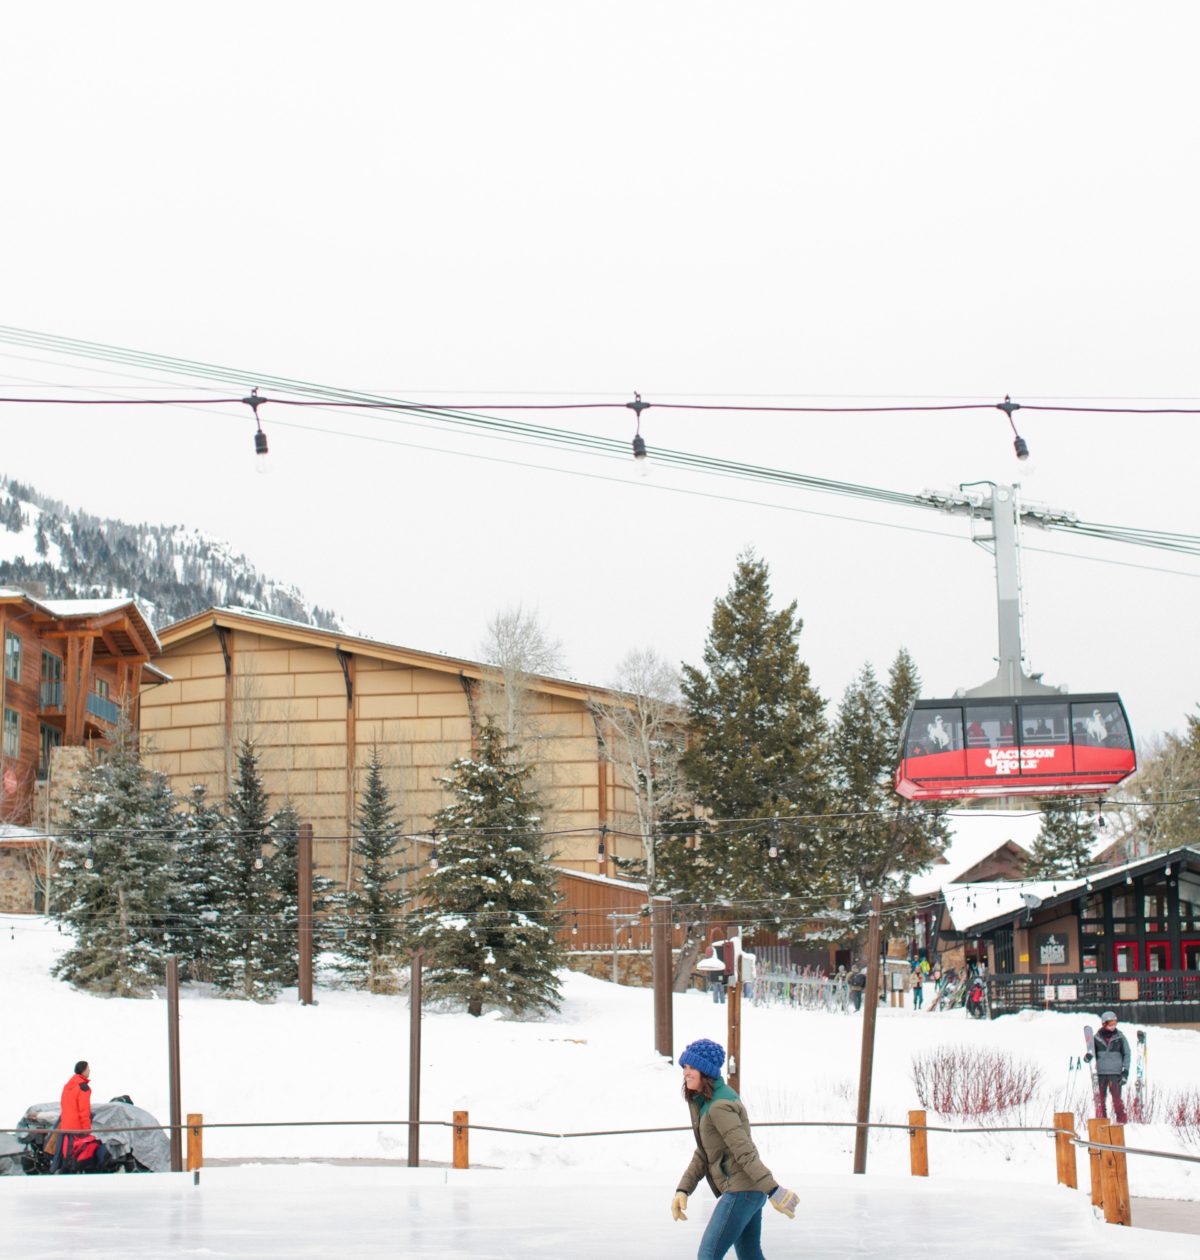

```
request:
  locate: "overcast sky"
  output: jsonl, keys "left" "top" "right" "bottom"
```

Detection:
{"left": 1, "top": 3, "right": 1197, "bottom": 741}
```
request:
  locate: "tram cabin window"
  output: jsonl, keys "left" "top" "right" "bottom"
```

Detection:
{"left": 906, "top": 709, "right": 963, "bottom": 757}
{"left": 1071, "top": 702, "right": 1130, "bottom": 748}
{"left": 964, "top": 705, "right": 1013, "bottom": 747}
{"left": 1020, "top": 703, "right": 1068, "bottom": 744}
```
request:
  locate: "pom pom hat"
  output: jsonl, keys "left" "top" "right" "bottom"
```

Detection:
{"left": 679, "top": 1038, "right": 725, "bottom": 1079}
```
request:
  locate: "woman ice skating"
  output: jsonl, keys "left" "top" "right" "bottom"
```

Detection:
{"left": 671, "top": 1038, "right": 798, "bottom": 1260}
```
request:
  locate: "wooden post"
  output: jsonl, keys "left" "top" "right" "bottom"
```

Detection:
{"left": 1087, "top": 1118, "right": 1105, "bottom": 1208}
{"left": 908, "top": 1109, "right": 928, "bottom": 1177}
{"left": 298, "top": 822, "right": 314, "bottom": 1006}
{"left": 726, "top": 951, "right": 742, "bottom": 1093}
{"left": 853, "top": 892, "right": 884, "bottom": 1174}
{"left": 166, "top": 955, "right": 183, "bottom": 1173}
{"left": 651, "top": 896, "right": 673, "bottom": 1061}
{"left": 186, "top": 1114, "right": 203, "bottom": 1171}
{"left": 408, "top": 951, "right": 422, "bottom": 1168}
{"left": 453, "top": 1110, "right": 469, "bottom": 1170}
{"left": 1103, "top": 1124, "right": 1132, "bottom": 1226}
{"left": 1053, "top": 1112, "right": 1077, "bottom": 1189}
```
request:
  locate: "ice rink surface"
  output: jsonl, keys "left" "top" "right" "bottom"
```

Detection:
{"left": 0, "top": 1167, "right": 1193, "bottom": 1259}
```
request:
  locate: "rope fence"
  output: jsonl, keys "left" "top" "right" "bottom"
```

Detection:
{"left": 5, "top": 1111, "right": 1197, "bottom": 1226}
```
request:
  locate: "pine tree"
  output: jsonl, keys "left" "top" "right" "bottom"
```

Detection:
{"left": 826, "top": 657, "right": 949, "bottom": 913}
{"left": 264, "top": 800, "right": 340, "bottom": 988}
{"left": 665, "top": 552, "right": 829, "bottom": 913}
{"left": 410, "top": 722, "right": 563, "bottom": 1017}
{"left": 341, "top": 747, "right": 412, "bottom": 992}
{"left": 53, "top": 716, "right": 180, "bottom": 995}
{"left": 210, "top": 739, "right": 280, "bottom": 1000}
{"left": 167, "top": 783, "right": 227, "bottom": 983}
{"left": 1027, "top": 798, "right": 1096, "bottom": 878}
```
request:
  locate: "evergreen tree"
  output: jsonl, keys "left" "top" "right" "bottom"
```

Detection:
{"left": 341, "top": 748, "right": 412, "bottom": 992}
{"left": 1026, "top": 798, "right": 1096, "bottom": 878}
{"left": 410, "top": 722, "right": 563, "bottom": 1017}
{"left": 53, "top": 716, "right": 180, "bottom": 995}
{"left": 167, "top": 783, "right": 227, "bottom": 983}
{"left": 264, "top": 799, "right": 339, "bottom": 988}
{"left": 665, "top": 552, "right": 829, "bottom": 912}
{"left": 826, "top": 657, "right": 949, "bottom": 912}
{"left": 210, "top": 739, "right": 280, "bottom": 1000}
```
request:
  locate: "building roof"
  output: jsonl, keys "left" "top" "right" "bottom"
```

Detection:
{"left": 158, "top": 605, "right": 630, "bottom": 705}
{"left": 0, "top": 589, "right": 160, "bottom": 656}
{"left": 908, "top": 810, "right": 1041, "bottom": 896}
{"left": 942, "top": 844, "right": 1200, "bottom": 934}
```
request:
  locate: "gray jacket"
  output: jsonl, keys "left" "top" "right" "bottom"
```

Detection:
{"left": 1092, "top": 1027, "right": 1131, "bottom": 1077}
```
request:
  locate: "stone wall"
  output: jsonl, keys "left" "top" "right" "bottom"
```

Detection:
{"left": 0, "top": 845, "right": 35, "bottom": 912}
{"left": 564, "top": 949, "right": 700, "bottom": 990}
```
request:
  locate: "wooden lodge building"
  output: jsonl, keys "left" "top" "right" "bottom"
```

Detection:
{"left": 0, "top": 589, "right": 164, "bottom": 911}
{"left": 936, "top": 846, "right": 1200, "bottom": 1023}
{"left": 140, "top": 606, "right": 651, "bottom": 893}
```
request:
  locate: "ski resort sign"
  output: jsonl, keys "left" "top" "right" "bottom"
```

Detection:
{"left": 983, "top": 746, "right": 1063, "bottom": 776}
{"left": 1035, "top": 931, "right": 1068, "bottom": 966}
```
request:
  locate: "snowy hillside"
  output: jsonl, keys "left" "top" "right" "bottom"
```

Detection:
{"left": 0, "top": 478, "right": 339, "bottom": 630}
{"left": 1, "top": 916, "right": 1197, "bottom": 1203}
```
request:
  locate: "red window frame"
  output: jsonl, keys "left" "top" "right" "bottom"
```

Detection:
{"left": 1112, "top": 941, "right": 1139, "bottom": 973}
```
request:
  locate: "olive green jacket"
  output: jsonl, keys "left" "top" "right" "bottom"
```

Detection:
{"left": 677, "top": 1080, "right": 776, "bottom": 1198}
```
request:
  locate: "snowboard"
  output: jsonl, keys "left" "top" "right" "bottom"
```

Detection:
{"left": 1083, "top": 1026, "right": 1101, "bottom": 1117}
{"left": 1132, "top": 1029, "right": 1148, "bottom": 1121}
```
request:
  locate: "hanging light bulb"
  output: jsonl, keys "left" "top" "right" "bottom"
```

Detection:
{"left": 254, "top": 847, "right": 264, "bottom": 871}
{"left": 997, "top": 395, "right": 1030, "bottom": 461}
{"left": 244, "top": 389, "right": 270, "bottom": 474}
{"left": 84, "top": 846, "right": 95, "bottom": 871}
{"left": 768, "top": 817, "right": 779, "bottom": 860}
{"left": 627, "top": 393, "right": 649, "bottom": 471}
{"left": 571, "top": 914, "right": 579, "bottom": 937}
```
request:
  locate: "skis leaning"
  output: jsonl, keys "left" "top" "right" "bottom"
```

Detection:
{"left": 1083, "top": 1025, "right": 1101, "bottom": 1118}
{"left": 1132, "top": 1029, "right": 1148, "bottom": 1121}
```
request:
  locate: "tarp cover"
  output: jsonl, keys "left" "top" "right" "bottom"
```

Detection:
{"left": 0, "top": 1100, "right": 172, "bottom": 1174}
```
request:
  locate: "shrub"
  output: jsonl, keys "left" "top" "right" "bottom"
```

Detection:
{"left": 911, "top": 1045, "right": 1042, "bottom": 1119}
{"left": 1163, "top": 1088, "right": 1200, "bottom": 1147}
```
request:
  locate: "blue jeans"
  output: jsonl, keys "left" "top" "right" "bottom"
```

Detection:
{"left": 698, "top": 1190, "right": 767, "bottom": 1260}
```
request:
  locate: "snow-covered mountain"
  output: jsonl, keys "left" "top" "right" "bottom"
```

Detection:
{"left": 0, "top": 477, "right": 339, "bottom": 631}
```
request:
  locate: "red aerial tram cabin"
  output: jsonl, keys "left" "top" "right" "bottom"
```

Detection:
{"left": 894, "top": 692, "right": 1136, "bottom": 801}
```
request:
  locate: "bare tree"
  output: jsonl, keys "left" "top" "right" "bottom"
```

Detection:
{"left": 478, "top": 604, "right": 565, "bottom": 755}
{"left": 590, "top": 648, "right": 691, "bottom": 895}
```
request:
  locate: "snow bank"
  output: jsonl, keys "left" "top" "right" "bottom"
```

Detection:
{"left": 1, "top": 914, "right": 1197, "bottom": 1205}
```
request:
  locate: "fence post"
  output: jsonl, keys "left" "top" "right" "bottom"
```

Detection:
{"left": 1086, "top": 1118, "right": 1105, "bottom": 1208}
{"left": 186, "top": 1114, "right": 203, "bottom": 1171}
{"left": 908, "top": 1110, "right": 928, "bottom": 1177}
{"left": 1053, "top": 1112, "right": 1076, "bottom": 1189}
{"left": 408, "top": 951, "right": 422, "bottom": 1168}
{"left": 1104, "top": 1124, "right": 1132, "bottom": 1226}
{"left": 165, "top": 955, "right": 183, "bottom": 1173}
{"left": 453, "top": 1110, "right": 469, "bottom": 1170}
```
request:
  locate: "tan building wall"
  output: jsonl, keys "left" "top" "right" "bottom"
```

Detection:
{"left": 141, "top": 617, "right": 646, "bottom": 888}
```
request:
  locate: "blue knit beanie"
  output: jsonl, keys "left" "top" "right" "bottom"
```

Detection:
{"left": 679, "top": 1038, "right": 725, "bottom": 1079}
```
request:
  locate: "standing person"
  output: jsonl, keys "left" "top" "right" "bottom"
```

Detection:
{"left": 911, "top": 969, "right": 924, "bottom": 1010}
{"left": 58, "top": 1060, "right": 111, "bottom": 1172}
{"left": 709, "top": 969, "right": 728, "bottom": 1005}
{"left": 1085, "top": 1012, "right": 1131, "bottom": 1123}
{"left": 847, "top": 965, "right": 866, "bottom": 1012}
{"left": 671, "top": 1039, "right": 798, "bottom": 1260}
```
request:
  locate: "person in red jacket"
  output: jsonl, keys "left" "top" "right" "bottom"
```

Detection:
{"left": 59, "top": 1060, "right": 110, "bottom": 1171}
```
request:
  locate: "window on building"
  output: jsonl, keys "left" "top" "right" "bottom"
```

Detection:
{"left": 3, "top": 708, "right": 20, "bottom": 758}
{"left": 4, "top": 631, "right": 20, "bottom": 683}
{"left": 95, "top": 678, "right": 110, "bottom": 700}
{"left": 38, "top": 724, "right": 62, "bottom": 779}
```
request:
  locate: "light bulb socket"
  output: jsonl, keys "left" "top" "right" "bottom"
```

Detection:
{"left": 1013, "top": 435, "right": 1030, "bottom": 460}
{"left": 254, "top": 429, "right": 269, "bottom": 457}
{"left": 632, "top": 434, "right": 647, "bottom": 460}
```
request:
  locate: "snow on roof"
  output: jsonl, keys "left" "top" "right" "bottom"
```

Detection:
{"left": 0, "top": 590, "right": 161, "bottom": 651}
{"left": 186, "top": 606, "right": 609, "bottom": 699}
{"left": 908, "top": 810, "right": 1042, "bottom": 896}
{"left": 0, "top": 823, "right": 49, "bottom": 846}
{"left": 556, "top": 867, "right": 649, "bottom": 894}
{"left": 943, "top": 844, "right": 1200, "bottom": 933}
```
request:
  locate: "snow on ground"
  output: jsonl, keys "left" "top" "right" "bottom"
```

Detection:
{"left": 1, "top": 915, "right": 1198, "bottom": 1214}
{"left": 4, "top": 1166, "right": 1196, "bottom": 1259}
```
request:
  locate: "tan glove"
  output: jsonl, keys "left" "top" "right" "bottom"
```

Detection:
{"left": 769, "top": 1186, "right": 799, "bottom": 1218}
{"left": 671, "top": 1191, "right": 689, "bottom": 1221}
